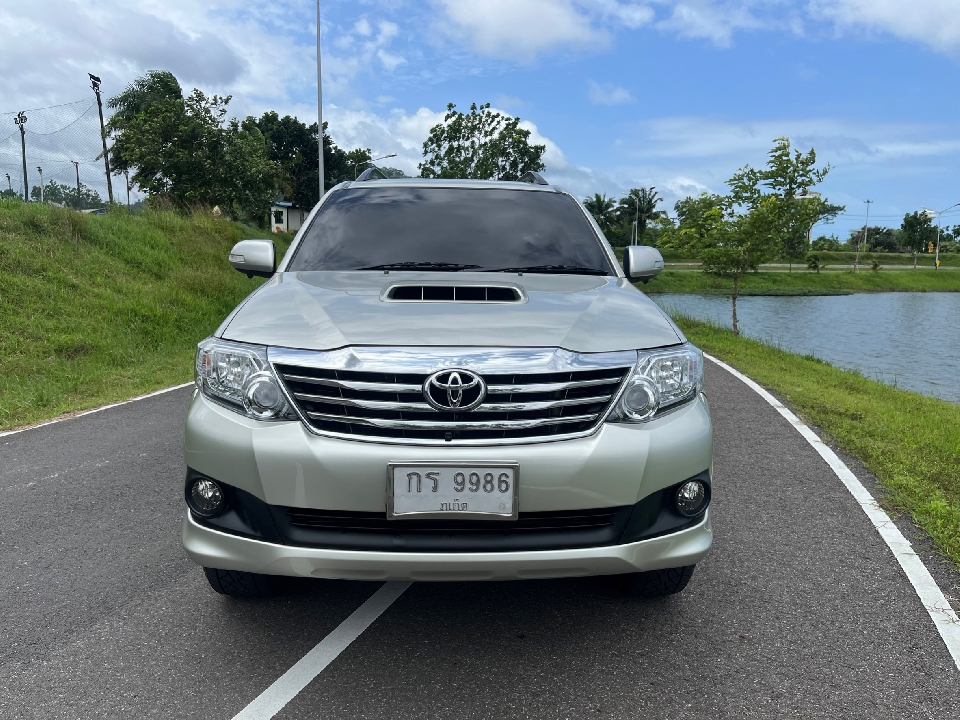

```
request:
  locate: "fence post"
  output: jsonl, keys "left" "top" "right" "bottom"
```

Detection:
{"left": 89, "top": 74, "right": 114, "bottom": 205}
{"left": 15, "top": 111, "right": 28, "bottom": 201}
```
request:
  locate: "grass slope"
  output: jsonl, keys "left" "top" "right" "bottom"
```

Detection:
{"left": 0, "top": 200, "right": 291, "bottom": 431}
{"left": 642, "top": 269, "right": 960, "bottom": 295}
{"left": 677, "top": 315, "right": 960, "bottom": 569}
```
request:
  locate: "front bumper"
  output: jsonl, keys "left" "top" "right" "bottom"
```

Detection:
{"left": 182, "top": 510, "right": 712, "bottom": 582}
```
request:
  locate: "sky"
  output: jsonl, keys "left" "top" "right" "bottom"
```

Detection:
{"left": 2, "top": 0, "right": 960, "bottom": 237}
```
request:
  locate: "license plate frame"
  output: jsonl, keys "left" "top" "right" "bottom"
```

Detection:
{"left": 386, "top": 461, "right": 520, "bottom": 521}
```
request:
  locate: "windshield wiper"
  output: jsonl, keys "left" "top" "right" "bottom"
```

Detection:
{"left": 482, "top": 264, "right": 608, "bottom": 276}
{"left": 356, "top": 261, "right": 483, "bottom": 272}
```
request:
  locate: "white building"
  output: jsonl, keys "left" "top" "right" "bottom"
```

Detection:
{"left": 270, "top": 201, "right": 307, "bottom": 234}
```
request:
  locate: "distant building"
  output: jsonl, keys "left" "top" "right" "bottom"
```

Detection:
{"left": 270, "top": 201, "right": 307, "bottom": 234}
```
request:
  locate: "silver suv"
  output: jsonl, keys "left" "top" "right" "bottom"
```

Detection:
{"left": 182, "top": 174, "right": 713, "bottom": 598}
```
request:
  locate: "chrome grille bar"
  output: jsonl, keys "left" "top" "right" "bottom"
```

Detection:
{"left": 304, "top": 412, "right": 598, "bottom": 431}
{"left": 281, "top": 374, "right": 422, "bottom": 394}
{"left": 292, "top": 392, "right": 614, "bottom": 413}
{"left": 486, "top": 377, "right": 621, "bottom": 394}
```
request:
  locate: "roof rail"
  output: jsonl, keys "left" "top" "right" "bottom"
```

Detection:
{"left": 356, "top": 166, "right": 388, "bottom": 181}
{"left": 518, "top": 171, "right": 549, "bottom": 186}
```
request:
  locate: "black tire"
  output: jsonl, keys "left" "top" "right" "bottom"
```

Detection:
{"left": 624, "top": 565, "right": 696, "bottom": 597}
{"left": 203, "top": 567, "right": 274, "bottom": 598}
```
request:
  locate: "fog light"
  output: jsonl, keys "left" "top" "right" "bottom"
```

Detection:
{"left": 674, "top": 480, "right": 709, "bottom": 517}
{"left": 188, "top": 477, "right": 226, "bottom": 517}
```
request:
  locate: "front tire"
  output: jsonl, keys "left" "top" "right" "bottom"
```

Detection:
{"left": 624, "top": 565, "right": 696, "bottom": 597}
{"left": 203, "top": 567, "right": 274, "bottom": 598}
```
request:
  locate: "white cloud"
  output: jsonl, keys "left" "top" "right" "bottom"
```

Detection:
{"left": 654, "top": 1, "right": 764, "bottom": 47}
{"left": 810, "top": 0, "right": 960, "bottom": 53}
{"left": 588, "top": 80, "right": 634, "bottom": 105}
{"left": 432, "top": 0, "right": 655, "bottom": 61}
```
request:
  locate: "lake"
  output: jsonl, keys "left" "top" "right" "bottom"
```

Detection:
{"left": 652, "top": 292, "right": 960, "bottom": 403}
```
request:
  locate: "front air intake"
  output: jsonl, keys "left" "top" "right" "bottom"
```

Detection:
{"left": 384, "top": 285, "right": 523, "bottom": 303}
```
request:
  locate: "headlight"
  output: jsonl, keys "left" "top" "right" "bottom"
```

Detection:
{"left": 195, "top": 338, "right": 296, "bottom": 421}
{"left": 608, "top": 344, "right": 703, "bottom": 423}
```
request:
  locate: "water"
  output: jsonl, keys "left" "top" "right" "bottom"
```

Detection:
{"left": 652, "top": 293, "right": 960, "bottom": 403}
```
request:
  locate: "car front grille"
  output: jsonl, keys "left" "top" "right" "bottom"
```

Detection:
{"left": 273, "top": 364, "right": 632, "bottom": 443}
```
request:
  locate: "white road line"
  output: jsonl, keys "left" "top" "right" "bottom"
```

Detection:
{"left": 705, "top": 353, "right": 960, "bottom": 672}
{"left": 232, "top": 581, "right": 411, "bottom": 720}
{"left": 0, "top": 382, "right": 195, "bottom": 439}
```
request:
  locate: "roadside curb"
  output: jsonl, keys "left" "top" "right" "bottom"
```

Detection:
{"left": 0, "top": 382, "right": 195, "bottom": 439}
{"left": 705, "top": 353, "right": 960, "bottom": 672}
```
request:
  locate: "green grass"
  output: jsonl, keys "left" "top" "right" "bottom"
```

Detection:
{"left": 812, "top": 250, "right": 960, "bottom": 267}
{"left": 641, "top": 268, "right": 960, "bottom": 295}
{"left": 0, "top": 200, "right": 292, "bottom": 431}
{"left": 676, "top": 315, "right": 960, "bottom": 570}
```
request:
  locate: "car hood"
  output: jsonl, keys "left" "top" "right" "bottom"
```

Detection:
{"left": 218, "top": 271, "right": 684, "bottom": 353}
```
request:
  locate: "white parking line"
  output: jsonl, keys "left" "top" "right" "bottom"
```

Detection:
{"left": 232, "top": 581, "right": 412, "bottom": 720}
{"left": 706, "top": 353, "right": 960, "bottom": 672}
{"left": 0, "top": 382, "right": 195, "bottom": 438}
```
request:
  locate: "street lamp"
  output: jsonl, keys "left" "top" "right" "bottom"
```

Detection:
{"left": 796, "top": 191, "right": 821, "bottom": 251}
{"left": 922, "top": 203, "right": 959, "bottom": 270}
{"left": 36, "top": 166, "right": 43, "bottom": 203}
{"left": 351, "top": 153, "right": 397, "bottom": 180}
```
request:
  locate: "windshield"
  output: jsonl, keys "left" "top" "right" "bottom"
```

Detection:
{"left": 286, "top": 187, "right": 615, "bottom": 275}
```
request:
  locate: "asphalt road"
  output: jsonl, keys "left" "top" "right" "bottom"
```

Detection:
{"left": 2, "top": 365, "right": 958, "bottom": 719}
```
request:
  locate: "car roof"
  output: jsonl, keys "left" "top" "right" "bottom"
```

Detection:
{"left": 339, "top": 178, "right": 562, "bottom": 193}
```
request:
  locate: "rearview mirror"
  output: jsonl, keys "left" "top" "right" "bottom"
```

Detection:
{"left": 229, "top": 239, "right": 276, "bottom": 278}
{"left": 623, "top": 246, "right": 664, "bottom": 284}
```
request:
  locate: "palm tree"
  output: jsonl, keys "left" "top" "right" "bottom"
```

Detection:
{"left": 583, "top": 193, "right": 617, "bottom": 232}
{"left": 618, "top": 187, "right": 664, "bottom": 244}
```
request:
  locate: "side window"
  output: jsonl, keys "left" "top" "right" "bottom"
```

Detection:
{"left": 273, "top": 209, "right": 285, "bottom": 224}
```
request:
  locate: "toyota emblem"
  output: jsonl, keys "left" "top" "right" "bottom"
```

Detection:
{"left": 423, "top": 369, "right": 486, "bottom": 412}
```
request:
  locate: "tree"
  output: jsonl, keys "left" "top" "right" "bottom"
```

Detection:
{"left": 728, "top": 137, "right": 842, "bottom": 271}
{"left": 806, "top": 254, "right": 825, "bottom": 274}
{"left": 583, "top": 193, "right": 617, "bottom": 232}
{"left": 419, "top": 102, "right": 546, "bottom": 180}
{"left": 664, "top": 193, "right": 781, "bottom": 335}
{"left": 617, "top": 187, "right": 663, "bottom": 245}
{"left": 900, "top": 211, "right": 938, "bottom": 269}
{"left": 30, "top": 179, "right": 102, "bottom": 209}
{"left": 847, "top": 226, "right": 899, "bottom": 253}
{"left": 811, "top": 235, "right": 842, "bottom": 251}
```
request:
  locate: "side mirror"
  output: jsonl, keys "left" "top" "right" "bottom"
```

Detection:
{"left": 229, "top": 239, "right": 276, "bottom": 278}
{"left": 623, "top": 245, "right": 664, "bottom": 284}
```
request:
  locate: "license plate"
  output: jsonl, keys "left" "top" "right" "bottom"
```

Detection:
{"left": 387, "top": 463, "right": 519, "bottom": 520}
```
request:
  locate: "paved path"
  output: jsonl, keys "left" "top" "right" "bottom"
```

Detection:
{"left": 2, "top": 365, "right": 958, "bottom": 719}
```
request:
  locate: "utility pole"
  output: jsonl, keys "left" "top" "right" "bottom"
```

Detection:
{"left": 5, "top": 173, "right": 11, "bottom": 191}
{"left": 15, "top": 111, "right": 28, "bottom": 201}
{"left": 124, "top": 169, "right": 131, "bottom": 213}
{"left": 89, "top": 73, "right": 114, "bottom": 204}
{"left": 37, "top": 166, "right": 43, "bottom": 202}
{"left": 316, "top": 0, "right": 324, "bottom": 201}
{"left": 72, "top": 161, "right": 81, "bottom": 209}
{"left": 857, "top": 200, "right": 872, "bottom": 273}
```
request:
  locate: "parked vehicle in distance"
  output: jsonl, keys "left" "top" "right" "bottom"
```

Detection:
{"left": 182, "top": 172, "right": 713, "bottom": 598}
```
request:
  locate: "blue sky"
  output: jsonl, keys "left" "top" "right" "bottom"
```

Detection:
{"left": 3, "top": 1, "right": 960, "bottom": 237}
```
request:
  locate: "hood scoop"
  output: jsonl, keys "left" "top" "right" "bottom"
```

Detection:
{"left": 383, "top": 283, "right": 525, "bottom": 303}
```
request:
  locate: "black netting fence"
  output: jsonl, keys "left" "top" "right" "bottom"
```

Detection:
{"left": 0, "top": 97, "right": 139, "bottom": 209}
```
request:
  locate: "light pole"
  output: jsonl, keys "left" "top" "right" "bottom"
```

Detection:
{"left": 36, "top": 166, "right": 43, "bottom": 202}
{"left": 620, "top": 190, "right": 640, "bottom": 245}
{"left": 72, "top": 161, "right": 81, "bottom": 209}
{"left": 316, "top": 0, "right": 324, "bottom": 200}
{"left": 89, "top": 73, "right": 114, "bottom": 204}
{"left": 922, "top": 203, "right": 959, "bottom": 270}
{"left": 6, "top": 173, "right": 11, "bottom": 191}
{"left": 15, "top": 111, "right": 28, "bottom": 201}
{"left": 124, "top": 169, "right": 131, "bottom": 213}
{"left": 351, "top": 153, "right": 397, "bottom": 179}
{"left": 856, "top": 200, "right": 872, "bottom": 273}
{"left": 796, "top": 191, "right": 821, "bottom": 251}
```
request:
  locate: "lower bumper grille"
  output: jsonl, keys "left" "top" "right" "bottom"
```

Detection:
{"left": 270, "top": 506, "right": 633, "bottom": 552}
